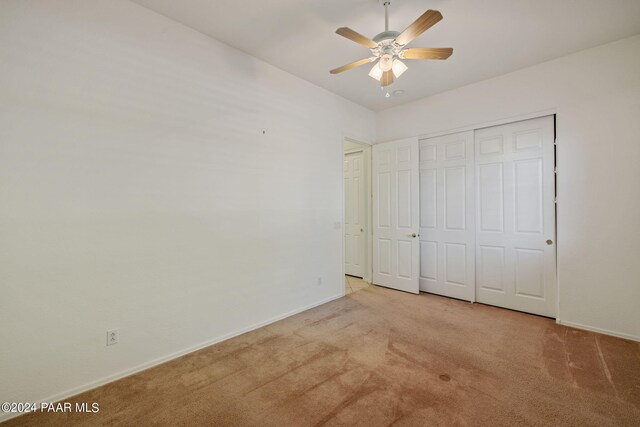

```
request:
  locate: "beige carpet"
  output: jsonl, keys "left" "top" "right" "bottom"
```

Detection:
{"left": 6, "top": 285, "right": 640, "bottom": 426}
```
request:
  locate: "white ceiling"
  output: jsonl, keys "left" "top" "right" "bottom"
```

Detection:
{"left": 132, "top": 0, "right": 640, "bottom": 111}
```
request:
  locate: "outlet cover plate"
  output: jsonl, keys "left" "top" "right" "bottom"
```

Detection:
{"left": 107, "top": 329, "right": 119, "bottom": 346}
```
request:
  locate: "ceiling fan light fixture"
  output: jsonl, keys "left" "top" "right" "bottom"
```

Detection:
{"left": 391, "top": 59, "right": 407, "bottom": 78}
{"left": 379, "top": 54, "right": 393, "bottom": 72}
{"left": 368, "top": 62, "right": 383, "bottom": 81}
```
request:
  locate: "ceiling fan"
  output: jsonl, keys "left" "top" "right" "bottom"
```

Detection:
{"left": 330, "top": 1, "right": 453, "bottom": 88}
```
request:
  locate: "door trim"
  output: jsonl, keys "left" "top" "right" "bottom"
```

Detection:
{"left": 344, "top": 150, "right": 366, "bottom": 278}
{"left": 342, "top": 138, "right": 373, "bottom": 285}
{"left": 378, "top": 109, "right": 557, "bottom": 144}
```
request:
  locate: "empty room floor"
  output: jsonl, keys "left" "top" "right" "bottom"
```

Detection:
{"left": 7, "top": 286, "right": 640, "bottom": 426}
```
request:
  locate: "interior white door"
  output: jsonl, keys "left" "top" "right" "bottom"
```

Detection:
{"left": 419, "top": 131, "right": 476, "bottom": 301}
{"left": 372, "top": 138, "right": 420, "bottom": 294}
{"left": 475, "top": 116, "right": 557, "bottom": 317}
{"left": 344, "top": 151, "right": 365, "bottom": 278}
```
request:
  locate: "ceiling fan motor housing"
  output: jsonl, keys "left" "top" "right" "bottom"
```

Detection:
{"left": 371, "top": 31, "right": 402, "bottom": 59}
{"left": 372, "top": 30, "right": 400, "bottom": 44}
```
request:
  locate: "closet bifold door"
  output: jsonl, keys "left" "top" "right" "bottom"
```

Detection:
{"left": 419, "top": 131, "right": 476, "bottom": 301}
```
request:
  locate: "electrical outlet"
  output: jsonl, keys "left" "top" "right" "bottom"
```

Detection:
{"left": 107, "top": 329, "right": 119, "bottom": 346}
{"left": 317, "top": 277, "right": 322, "bottom": 286}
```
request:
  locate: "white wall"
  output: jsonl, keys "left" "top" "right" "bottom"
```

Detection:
{"left": 0, "top": 0, "right": 375, "bottom": 412}
{"left": 377, "top": 35, "right": 640, "bottom": 340}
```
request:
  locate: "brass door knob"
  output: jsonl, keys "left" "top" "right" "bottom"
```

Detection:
{"left": 410, "top": 233, "right": 417, "bottom": 238}
{"left": 546, "top": 239, "right": 553, "bottom": 245}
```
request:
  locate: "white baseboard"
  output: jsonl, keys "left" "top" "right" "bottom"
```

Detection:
{"left": 0, "top": 293, "right": 344, "bottom": 423}
{"left": 556, "top": 319, "right": 640, "bottom": 342}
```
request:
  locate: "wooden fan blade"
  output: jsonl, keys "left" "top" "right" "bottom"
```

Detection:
{"left": 330, "top": 57, "right": 375, "bottom": 74}
{"left": 395, "top": 10, "right": 443, "bottom": 46}
{"left": 380, "top": 70, "right": 394, "bottom": 87}
{"left": 402, "top": 47, "right": 453, "bottom": 60}
{"left": 336, "top": 27, "right": 378, "bottom": 49}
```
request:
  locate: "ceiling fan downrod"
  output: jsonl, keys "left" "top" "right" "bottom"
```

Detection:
{"left": 384, "top": 1, "right": 390, "bottom": 32}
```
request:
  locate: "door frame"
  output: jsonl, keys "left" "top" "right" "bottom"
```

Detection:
{"left": 342, "top": 138, "right": 373, "bottom": 287}
{"left": 405, "top": 109, "right": 558, "bottom": 142}
{"left": 343, "top": 148, "right": 367, "bottom": 279}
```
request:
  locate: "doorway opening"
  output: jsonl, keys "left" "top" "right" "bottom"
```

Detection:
{"left": 343, "top": 138, "right": 372, "bottom": 294}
